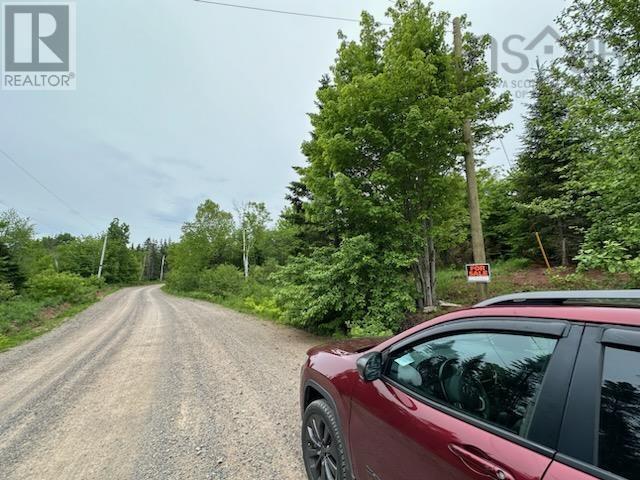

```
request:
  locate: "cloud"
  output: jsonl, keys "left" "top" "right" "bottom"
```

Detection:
{"left": 154, "top": 155, "right": 204, "bottom": 172}
{"left": 147, "top": 195, "right": 203, "bottom": 226}
{"left": 93, "top": 141, "right": 174, "bottom": 187}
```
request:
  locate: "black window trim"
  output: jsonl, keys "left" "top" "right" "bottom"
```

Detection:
{"left": 601, "top": 327, "right": 640, "bottom": 350}
{"left": 379, "top": 316, "right": 582, "bottom": 459}
{"left": 557, "top": 324, "right": 640, "bottom": 480}
{"left": 555, "top": 454, "right": 630, "bottom": 480}
{"left": 385, "top": 317, "right": 570, "bottom": 358}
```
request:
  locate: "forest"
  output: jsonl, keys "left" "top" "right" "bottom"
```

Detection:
{"left": 0, "top": 213, "right": 167, "bottom": 349}
{"left": 1, "top": 0, "right": 639, "bottom": 341}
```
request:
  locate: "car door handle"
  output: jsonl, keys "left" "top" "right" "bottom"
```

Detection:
{"left": 449, "top": 444, "right": 515, "bottom": 480}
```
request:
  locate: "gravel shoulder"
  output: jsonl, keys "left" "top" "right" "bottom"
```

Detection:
{"left": 0, "top": 285, "right": 322, "bottom": 480}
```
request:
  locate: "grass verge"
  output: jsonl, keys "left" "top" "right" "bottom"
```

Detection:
{"left": 0, "top": 286, "right": 120, "bottom": 352}
{"left": 162, "top": 287, "right": 283, "bottom": 322}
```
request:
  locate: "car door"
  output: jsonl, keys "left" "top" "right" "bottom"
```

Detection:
{"left": 545, "top": 325, "right": 640, "bottom": 480}
{"left": 348, "top": 318, "right": 583, "bottom": 480}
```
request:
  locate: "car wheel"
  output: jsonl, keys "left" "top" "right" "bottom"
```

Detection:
{"left": 302, "top": 399, "right": 350, "bottom": 480}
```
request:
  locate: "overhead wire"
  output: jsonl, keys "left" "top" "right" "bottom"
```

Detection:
{"left": 193, "top": 0, "right": 363, "bottom": 23}
{"left": 0, "top": 147, "right": 99, "bottom": 229}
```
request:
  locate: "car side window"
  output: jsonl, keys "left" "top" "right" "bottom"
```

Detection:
{"left": 598, "top": 347, "right": 640, "bottom": 479}
{"left": 385, "top": 332, "right": 557, "bottom": 438}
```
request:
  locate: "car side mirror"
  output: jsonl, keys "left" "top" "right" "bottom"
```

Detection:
{"left": 357, "top": 351, "right": 383, "bottom": 382}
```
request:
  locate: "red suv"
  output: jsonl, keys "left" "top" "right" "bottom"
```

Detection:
{"left": 299, "top": 291, "right": 640, "bottom": 480}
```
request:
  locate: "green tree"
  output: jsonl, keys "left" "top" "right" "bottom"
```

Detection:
{"left": 0, "top": 209, "right": 35, "bottom": 288}
{"left": 56, "top": 236, "right": 102, "bottom": 278}
{"left": 557, "top": 0, "right": 640, "bottom": 275}
{"left": 102, "top": 219, "right": 137, "bottom": 284}
{"left": 0, "top": 241, "right": 24, "bottom": 290}
{"left": 139, "top": 238, "right": 166, "bottom": 281}
{"left": 298, "top": 1, "right": 509, "bottom": 310}
{"left": 236, "top": 202, "right": 271, "bottom": 278}
{"left": 166, "top": 200, "right": 234, "bottom": 291}
{"left": 511, "top": 65, "right": 586, "bottom": 265}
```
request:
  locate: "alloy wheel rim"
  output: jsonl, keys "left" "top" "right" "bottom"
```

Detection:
{"left": 304, "top": 414, "right": 338, "bottom": 480}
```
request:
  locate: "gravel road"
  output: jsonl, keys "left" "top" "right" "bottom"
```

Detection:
{"left": 0, "top": 285, "right": 322, "bottom": 480}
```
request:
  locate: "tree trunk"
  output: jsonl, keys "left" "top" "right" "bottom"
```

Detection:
{"left": 413, "top": 219, "right": 437, "bottom": 310}
{"left": 242, "top": 229, "right": 249, "bottom": 279}
{"left": 559, "top": 221, "right": 569, "bottom": 267}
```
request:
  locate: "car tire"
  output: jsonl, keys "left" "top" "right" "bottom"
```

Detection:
{"left": 302, "top": 399, "right": 351, "bottom": 480}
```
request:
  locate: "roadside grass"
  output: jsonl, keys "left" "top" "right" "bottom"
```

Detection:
{"left": 163, "top": 287, "right": 283, "bottom": 323}
{"left": 437, "top": 258, "right": 633, "bottom": 307}
{"left": 165, "top": 258, "right": 636, "bottom": 337}
{"left": 0, "top": 286, "right": 119, "bottom": 352}
{"left": 395, "top": 259, "right": 635, "bottom": 331}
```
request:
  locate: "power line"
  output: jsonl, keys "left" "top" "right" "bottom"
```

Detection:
{"left": 497, "top": 136, "right": 513, "bottom": 168}
{"left": 0, "top": 199, "right": 57, "bottom": 233}
{"left": 492, "top": 120, "right": 513, "bottom": 169}
{"left": 193, "top": 0, "right": 363, "bottom": 23}
{"left": 0, "top": 147, "right": 99, "bottom": 229}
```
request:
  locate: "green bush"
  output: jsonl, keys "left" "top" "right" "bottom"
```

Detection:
{"left": 547, "top": 271, "right": 599, "bottom": 290}
{"left": 243, "top": 296, "right": 282, "bottom": 320}
{"left": 84, "top": 275, "right": 106, "bottom": 290}
{"left": 273, "top": 236, "right": 414, "bottom": 336}
{"left": 0, "top": 282, "right": 16, "bottom": 302}
{"left": 27, "top": 271, "right": 92, "bottom": 303}
{"left": 576, "top": 240, "right": 632, "bottom": 273}
{"left": 249, "top": 260, "right": 280, "bottom": 283}
{"left": 0, "top": 298, "right": 43, "bottom": 334}
{"left": 198, "top": 264, "right": 244, "bottom": 298}
{"left": 165, "top": 268, "right": 195, "bottom": 292}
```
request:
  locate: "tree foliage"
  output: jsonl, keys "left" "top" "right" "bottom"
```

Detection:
{"left": 293, "top": 1, "right": 509, "bottom": 317}
{"left": 554, "top": 0, "right": 640, "bottom": 275}
{"left": 101, "top": 219, "right": 138, "bottom": 284}
{"left": 273, "top": 235, "right": 414, "bottom": 336}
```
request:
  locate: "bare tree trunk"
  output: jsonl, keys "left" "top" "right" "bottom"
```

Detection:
{"left": 413, "top": 219, "right": 437, "bottom": 310}
{"left": 428, "top": 234, "right": 436, "bottom": 305}
{"left": 242, "top": 229, "right": 249, "bottom": 279}
{"left": 559, "top": 221, "right": 569, "bottom": 267}
{"left": 413, "top": 265, "right": 425, "bottom": 311}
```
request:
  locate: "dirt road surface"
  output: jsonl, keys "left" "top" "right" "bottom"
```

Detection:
{"left": 0, "top": 285, "right": 323, "bottom": 480}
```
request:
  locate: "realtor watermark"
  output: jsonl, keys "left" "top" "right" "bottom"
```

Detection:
{"left": 2, "top": 2, "right": 76, "bottom": 90}
{"left": 489, "top": 25, "right": 624, "bottom": 99}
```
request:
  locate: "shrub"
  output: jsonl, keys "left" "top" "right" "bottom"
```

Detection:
{"left": 273, "top": 236, "right": 414, "bottom": 336}
{"left": 243, "top": 296, "right": 282, "bottom": 320}
{"left": 84, "top": 275, "right": 106, "bottom": 290}
{"left": 27, "top": 271, "right": 91, "bottom": 303}
{"left": 576, "top": 240, "right": 632, "bottom": 273}
{"left": 165, "top": 268, "right": 199, "bottom": 292}
{"left": 0, "top": 298, "right": 42, "bottom": 334}
{"left": 547, "top": 272, "right": 599, "bottom": 290}
{"left": 198, "top": 264, "right": 244, "bottom": 298}
{"left": 0, "top": 282, "right": 16, "bottom": 302}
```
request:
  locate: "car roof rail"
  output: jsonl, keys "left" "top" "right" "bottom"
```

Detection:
{"left": 474, "top": 290, "right": 640, "bottom": 308}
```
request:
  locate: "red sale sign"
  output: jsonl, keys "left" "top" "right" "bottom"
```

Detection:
{"left": 466, "top": 264, "right": 491, "bottom": 283}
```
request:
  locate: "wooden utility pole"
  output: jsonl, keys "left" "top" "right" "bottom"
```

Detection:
{"left": 160, "top": 255, "right": 166, "bottom": 281}
{"left": 453, "top": 17, "right": 488, "bottom": 299}
{"left": 97, "top": 234, "right": 107, "bottom": 279}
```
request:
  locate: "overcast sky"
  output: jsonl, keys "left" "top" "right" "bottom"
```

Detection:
{"left": 0, "top": 0, "right": 565, "bottom": 244}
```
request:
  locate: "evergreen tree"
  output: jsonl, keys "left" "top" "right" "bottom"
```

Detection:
{"left": 102, "top": 219, "right": 138, "bottom": 284}
{"left": 512, "top": 65, "right": 585, "bottom": 265}
{"left": 557, "top": 0, "right": 640, "bottom": 275}
{"left": 0, "top": 241, "right": 25, "bottom": 290}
